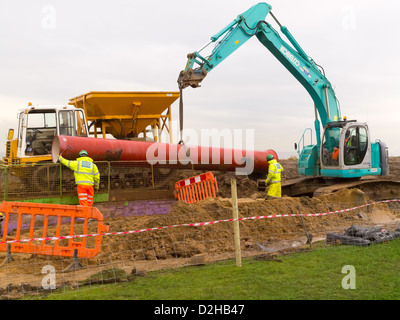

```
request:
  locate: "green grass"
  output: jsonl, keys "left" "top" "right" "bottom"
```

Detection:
{"left": 41, "top": 240, "right": 400, "bottom": 300}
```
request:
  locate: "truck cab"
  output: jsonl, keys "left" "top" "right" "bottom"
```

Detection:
{"left": 3, "top": 104, "right": 88, "bottom": 164}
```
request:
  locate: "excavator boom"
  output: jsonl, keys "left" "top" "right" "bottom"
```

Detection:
{"left": 178, "top": 2, "right": 340, "bottom": 129}
{"left": 178, "top": 2, "right": 388, "bottom": 180}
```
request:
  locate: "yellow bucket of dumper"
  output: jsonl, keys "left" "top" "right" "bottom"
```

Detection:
{"left": 69, "top": 91, "right": 179, "bottom": 142}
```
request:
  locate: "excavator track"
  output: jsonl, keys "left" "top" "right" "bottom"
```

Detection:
{"left": 312, "top": 178, "right": 400, "bottom": 201}
{"left": 258, "top": 176, "right": 400, "bottom": 201}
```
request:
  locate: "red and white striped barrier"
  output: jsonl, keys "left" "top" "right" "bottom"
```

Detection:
{"left": 1, "top": 199, "right": 399, "bottom": 245}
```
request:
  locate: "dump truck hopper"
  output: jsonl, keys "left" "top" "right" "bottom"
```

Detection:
{"left": 69, "top": 91, "right": 179, "bottom": 142}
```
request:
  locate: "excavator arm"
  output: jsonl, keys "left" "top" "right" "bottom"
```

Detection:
{"left": 178, "top": 2, "right": 388, "bottom": 180}
{"left": 177, "top": 2, "right": 341, "bottom": 146}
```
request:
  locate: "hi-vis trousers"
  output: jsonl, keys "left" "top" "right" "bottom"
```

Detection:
{"left": 267, "top": 182, "right": 282, "bottom": 197}
{"left": 77, "top": 185, "right": 94, "bottom": 206}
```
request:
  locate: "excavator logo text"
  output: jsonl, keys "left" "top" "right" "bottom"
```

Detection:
{"left": 280, "top": 45, "right": 300, "bottom": 67}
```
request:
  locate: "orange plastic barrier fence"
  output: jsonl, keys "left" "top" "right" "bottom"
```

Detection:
{"left": 175, "top": 172, "right": 218, "bottom": 204}
{"left": 0, "top": 201, "right": 109, "bottom": 259}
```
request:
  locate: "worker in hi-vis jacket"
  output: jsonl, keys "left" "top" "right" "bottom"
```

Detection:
{"left": 58, "top": 150, "right": 100, "bottom": 206}
{"left": 265, "top": 154, "right": 283, "bottom": 197}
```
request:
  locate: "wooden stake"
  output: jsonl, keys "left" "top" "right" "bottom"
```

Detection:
{"left": 299, "top": 206, "right": 312, "bottom": 248}
{"left": 231, "top": 178, "right": 242, "bottom": 267}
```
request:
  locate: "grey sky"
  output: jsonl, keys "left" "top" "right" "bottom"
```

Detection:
{"left": 0, "top": 0, "right": 399, "bottom": 158}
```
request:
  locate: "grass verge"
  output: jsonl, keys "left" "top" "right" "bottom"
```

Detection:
{"left": 39, "top": 240, "right": 400, "bottom": 300}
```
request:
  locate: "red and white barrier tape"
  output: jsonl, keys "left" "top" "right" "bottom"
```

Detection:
{"left": 1, "top": 199, "right": 399, "bottom": 245}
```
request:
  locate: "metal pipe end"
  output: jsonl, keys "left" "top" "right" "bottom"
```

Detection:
{"left": 51, "top": 136, "right": 61, "bottom": 163}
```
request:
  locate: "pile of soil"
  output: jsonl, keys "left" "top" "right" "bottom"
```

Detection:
{"left": 94, "top": 187, "right": 399, "bottom": 263}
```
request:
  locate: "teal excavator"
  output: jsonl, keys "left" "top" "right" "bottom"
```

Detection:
{"left": 177, "top": 2, "right": 395, "bottom": 198}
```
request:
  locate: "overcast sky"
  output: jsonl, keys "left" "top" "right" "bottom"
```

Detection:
{"left": 0, "top": 0, "right": 399, "bottom": 158}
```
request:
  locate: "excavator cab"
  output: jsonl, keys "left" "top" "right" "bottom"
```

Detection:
{"left": 320, "top": 120, "right": 387, "bottom": 178}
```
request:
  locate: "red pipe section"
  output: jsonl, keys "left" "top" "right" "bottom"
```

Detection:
{"left": 52, "top": 135, "right": 278, "bottom": 174}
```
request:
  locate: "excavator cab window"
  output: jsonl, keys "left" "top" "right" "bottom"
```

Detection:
{"left": 344, "top": 126, "right": 368, "bottom": 166}
{"left": 321, "top": 127, "right": 340, "bottom": 167}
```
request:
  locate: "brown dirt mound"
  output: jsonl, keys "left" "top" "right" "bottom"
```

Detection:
{"left": 92, "top": 188, "right": 398, "bottom": 264}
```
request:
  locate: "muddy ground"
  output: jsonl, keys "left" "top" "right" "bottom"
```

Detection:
{"left": 1, "top": 157, "right": 400, "bottom": 298}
